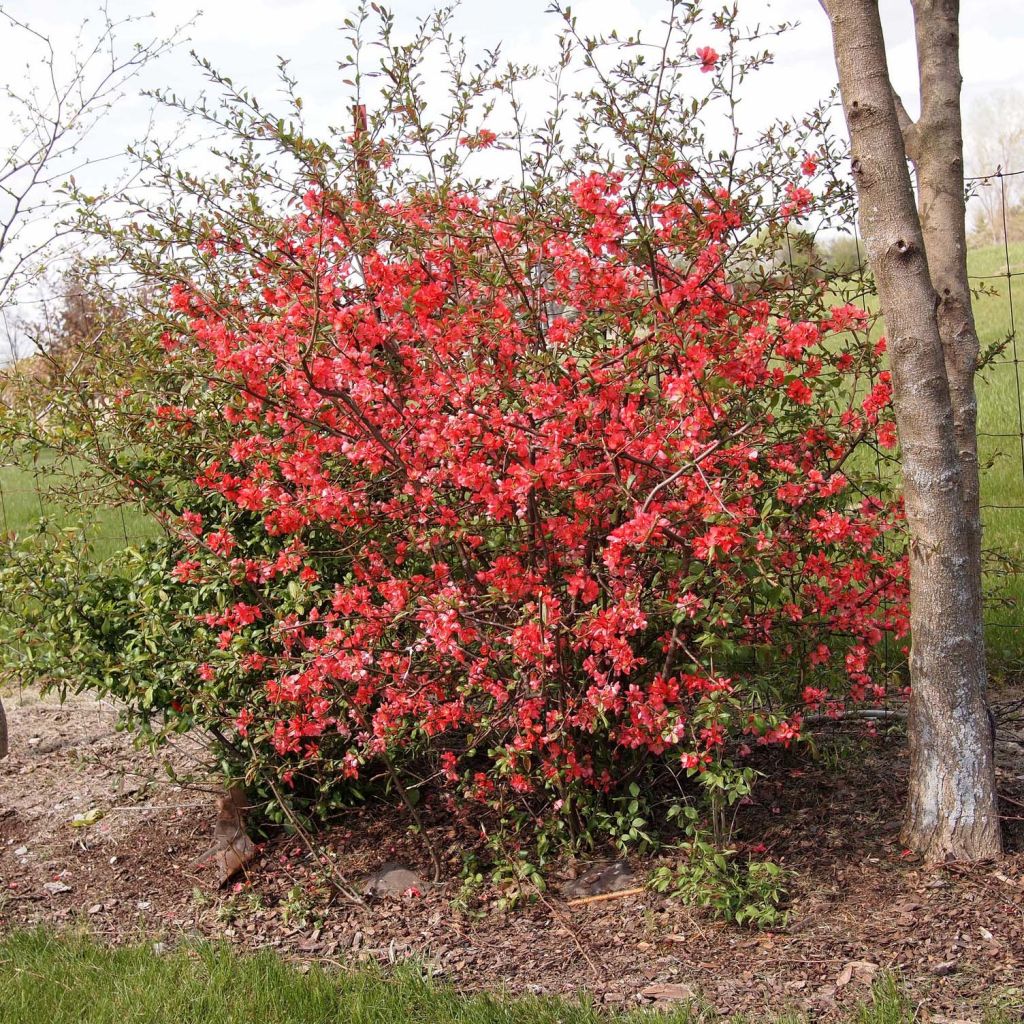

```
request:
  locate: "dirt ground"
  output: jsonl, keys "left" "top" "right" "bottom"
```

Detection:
{"left": 2, "top": 686, "right": 1023, "bottom": 1022}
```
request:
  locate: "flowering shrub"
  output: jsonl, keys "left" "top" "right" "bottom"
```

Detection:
{"left": 118, "top": 168, "right": 902, "bottom": 829}
{"left": 0, "top": 3, "right": 908, "bottom": 858}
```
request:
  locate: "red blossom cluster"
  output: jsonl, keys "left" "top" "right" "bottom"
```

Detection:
{"left": 155, "top": 170, "right": 908, "bottom": 815}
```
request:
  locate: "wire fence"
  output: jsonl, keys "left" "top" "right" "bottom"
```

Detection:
{"left": 0, "top": 167, "right": 1022, "bottom": 665}
{"left": 964, "top": 168, "right": 1024, "bottom": 664}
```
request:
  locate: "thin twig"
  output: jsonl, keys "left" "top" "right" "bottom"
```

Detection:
{"left": 266, "top": 780, "right": 366, "bottom": 907}
{"left": 566, "top": 886, "right": 646, "bottom": 907}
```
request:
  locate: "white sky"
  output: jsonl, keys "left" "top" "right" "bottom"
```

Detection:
{"left": 1, "top": 0, "right": 1022, "bottom": 353}
{"left": 4, "top": 0, "right": 1023, "bottom": 165}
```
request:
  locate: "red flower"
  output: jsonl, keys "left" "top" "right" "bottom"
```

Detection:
{"left": 877, "top": 420, "right": 898, "bottom": 449}
{"left": 780, "top": 183, "right": 813, "bottom": 221}
{"left": 172, "top": 559, "right": 201, "bottom": 583}
{"left": 696, "top": 46, "right": 719, "bottom": 73}
{"left": 787, "top": 378, "right": 813, "bottom": 405}
{"left": 460, "top": 128, "right": 497, "bottom": 149}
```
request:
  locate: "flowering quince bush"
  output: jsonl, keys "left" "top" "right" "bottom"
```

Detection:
{"left": 148, "top": 179, "right": 907, "bottom": 825}
{"left": 0, "top": 3, "right": 908, "bottom": 865}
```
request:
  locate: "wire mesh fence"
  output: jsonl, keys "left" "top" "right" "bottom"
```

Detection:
{"left": 966, "top": 168, "right": 1024, "bottom": 665}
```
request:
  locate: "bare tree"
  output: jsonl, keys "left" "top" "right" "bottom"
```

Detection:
{"left": 0, "top": 4, "right": 183, "bottom": 758}
{"left": 965, "top": 89, "right": 1024, "bottom": 245}
{"left": 820, "top": 0, "right": 1001, "bottom": 861}
{"left": 0, "top": 4, "right": 185, "bottom": 354}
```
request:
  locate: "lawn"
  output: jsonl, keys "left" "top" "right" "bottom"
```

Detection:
{"left": 966, "top": 242, "right": 1024, "bottom": 665}
{"left": 0, "top": 451, "right": 155, "bottom": 561}
{"left": 0, "top": 931, "right": 1015, "bottom": 1024}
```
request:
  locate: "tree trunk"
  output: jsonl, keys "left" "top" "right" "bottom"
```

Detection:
{"left": 905, "top": 0, "right": 998, "bottom": 856}
{"left": 911, "top": 0, "right": 982, "bottom": 571}
{"left": 0, "top": 694, "right": 8, "bottom": 759}
{"left": 822, "top": 0, "right": 1001, "bottom": 861}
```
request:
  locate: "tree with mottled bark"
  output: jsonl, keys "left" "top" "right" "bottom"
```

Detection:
{"left": 820, "top": 0, "right": 1002, "bottom": 861}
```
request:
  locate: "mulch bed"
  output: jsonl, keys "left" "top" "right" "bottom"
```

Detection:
{"left": 2, "top": 687, "right": 1022, "bottom": 1021}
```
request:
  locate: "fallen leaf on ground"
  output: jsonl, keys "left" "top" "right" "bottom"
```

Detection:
{"left": 70, "top": 807, "right": 104, "bottom": 828}
{"left": 640, "top": 983, "right": 696, "bottom": 1003}
{"left": 836, "top": 960, "right": 878, "bottom": 988}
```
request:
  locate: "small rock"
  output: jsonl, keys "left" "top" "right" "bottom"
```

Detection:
{"left": 932, "top": 959, "right": 958, "bottom": 977}
{"left": 363, "top": 863, "right": 428, "bottom": 896}
{"left": 13, "top": 846, "right": 28, "bottom": 857}
{"left": 43, "top": 882, "right": 72, "bottom": 895}
{"left": 640, "top": 983, "right": 696, "bottom": 1003}
{"left": 88, "top": 904, "right": 103, "bottom": 915}
{"left": 562, "top": 860, "right": 637, "bottom": 898}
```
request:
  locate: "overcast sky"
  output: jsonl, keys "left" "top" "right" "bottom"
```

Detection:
{"left": 4, "top": 0, "right": 1023, "bottom": 164}
{"left": 1, "top": 0, "right": 1022, "bottom": 352}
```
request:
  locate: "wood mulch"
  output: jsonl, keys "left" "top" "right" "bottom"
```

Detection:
{"left": 2, "top": 686, "right": 1022, "bottom": 1021}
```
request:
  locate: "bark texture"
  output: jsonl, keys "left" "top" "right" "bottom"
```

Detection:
{"left": 823, "top": 0, "right": 1001, "bottom": 861}
{"left": 193, "top": 786, "right": 256, "bottom": 885}
{"left": 0, "top": 695, "right": 7, "bottom": 760}
{"left": 911, "top": 0, "right": 983, "bottom": 568}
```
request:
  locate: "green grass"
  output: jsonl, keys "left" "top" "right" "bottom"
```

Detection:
{"left": 0, "top": 930, "right": 684, "bottom": 1024}
{"left": 967, "top": 242, "right": 1024, "bottom": 668}
{"left": 0, "top": 451, "right": 155, "bottom": 560}
{"left": 0, "top": 930, "right": 1018, "bottom": 1024}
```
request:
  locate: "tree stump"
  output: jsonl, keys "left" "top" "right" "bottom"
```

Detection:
{"left": 193, "top": 786, "right": 255, "bottom": 885}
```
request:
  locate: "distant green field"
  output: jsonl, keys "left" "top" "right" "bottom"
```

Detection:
{"left": 0, "top": 451, "right": 155, "bottom": 560}
{"left": 966, "top": 242, "right": 1024, "bottom": 668}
